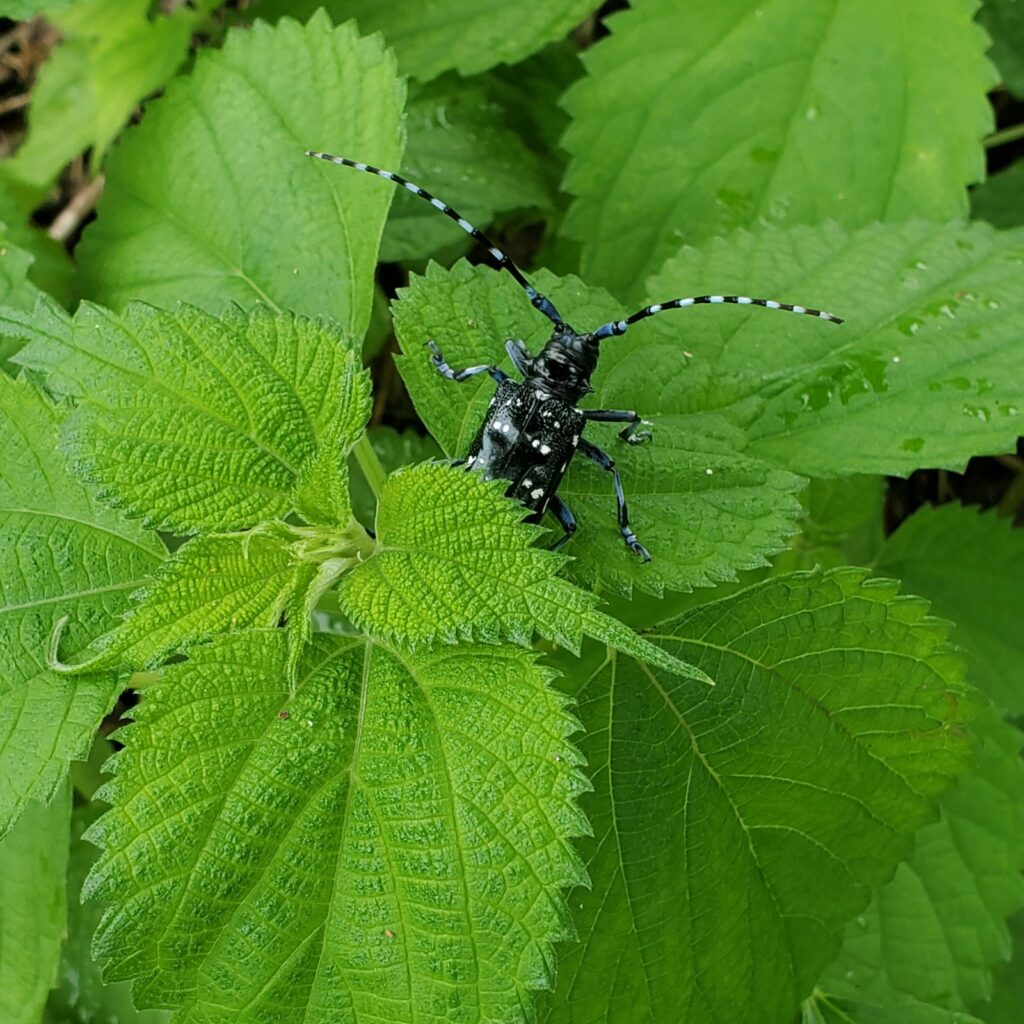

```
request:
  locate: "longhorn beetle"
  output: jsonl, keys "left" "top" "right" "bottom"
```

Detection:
{"left": 307, "top": 150, "right": 843, "bottom": 562}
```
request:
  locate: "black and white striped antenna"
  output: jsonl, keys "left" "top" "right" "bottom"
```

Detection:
{"left": 305, "top": 150, "right": 568, "bottom": 329}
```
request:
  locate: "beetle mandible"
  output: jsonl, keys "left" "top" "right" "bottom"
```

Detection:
{"left": 306, "top": 150, "right": 842, "bottom": 562}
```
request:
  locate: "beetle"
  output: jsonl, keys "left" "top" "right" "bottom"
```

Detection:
{"left": 306, "top": 150, "right": 842, "bottom": 561}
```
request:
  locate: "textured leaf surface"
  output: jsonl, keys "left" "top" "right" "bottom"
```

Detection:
{"left": 539, "top": 569, "right": 976, "bottom": 1024}
{"left": 87, "top": 631, "right": 588, "bottom": 1023}
{"left": 0, "top": 235, "right": 44, "bottom": 369}
{"left": 822, "top": 708, "right": 1024, "bottom": 1011}
{"left": 76, "top": 14, "right": 404, "bottom": 339}
{"left": 0, "top": 786, "right": 70, "bottom": 1024}
{"left": 251, "top": 0, "right": 596, "bottom": 80}
{"left": 338, "top": 463, "right": 711, "bottom": 682}
{"left": 380, "top": 76, "right": 553, "bottom": 263}
{"left": 971, "top": 159, "right": 1024, "bottom": 229}
{"left": 14, "top": 303, "right": 369, "bottom": 533}
{"left": 348, "top": 426, "right": 442, "bottom": 528}
{"left": 645, "top": 220, "right": 1024, "bottom": 477}
{"left": 875, "top": 503, "right": 1024, "bottom": 713}
{"left": 0, "top": 376, "right": 161, "bottom": 835}
{"left": 563, "top": 0, "right": 994, "bottom": 295}
{"left": 393, "top": 261, "right": 804, "bottom": 596}
{"left": 1, "top": 0, "right": 194, "bottom": 190}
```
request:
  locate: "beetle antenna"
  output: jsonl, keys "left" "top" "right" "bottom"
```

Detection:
{"left": 591, "top": 294, "right": 843, "bottom": 338}
{"left": 306, "top": 150, "right": 567, "bottom": 329}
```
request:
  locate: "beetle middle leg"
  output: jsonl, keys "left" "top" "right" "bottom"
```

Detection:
{"left": 577, "top": 438, "right": 651, "bottom": 562}
{"left": 583, "top": 408, "right": 652, "bottom": 445}
{"left": 427, "top": 340, "right": 508, "bottom": 384}
{"left": 548, "top": 495, "right": 578, "bottom": 553}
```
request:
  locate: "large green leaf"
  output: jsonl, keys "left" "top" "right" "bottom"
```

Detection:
{"left": 86, "top": 631, "right": 588, "bottom": 1023}
{"left": 12, "top": 302, "right": 370, "bottom": 533}
{"left": 875, "top": 503, "right": 1024, "bottom": 713}
{"left": 822, "top": 708, "right": 1024, "bottom": 1011}
{"left": 392, "top": 261, "right": 804, "bottom": 597}
{"left": 0, "top": 786, "right": 71, "bottom": 1024}
{"left": 802, "top": 990, "right": 982, "bottom": 1023}
{"left": 249, "top": 0, "right": 597, "bottom": 81}
{"left": 980, "top": 909, "right": 1024, "bottom": 1023}
{"left": 1, "top": 0, "right": 195, "bottom": 191}
{"left": 644, "top": 220, "right": 1024, "bottom": 477}
{"left": 0, "top": 375, "right": 162, "bottom": 836}
{"left": 338, "top": 462, "right": 712, "bottom": 682}
{"left": 75, "top": 14, "right": 405, "bottom": 340}
{"left": 539, "top": 569, "right": 977, "bottom": 1024}
{"left": 562, "top": 0, "right": 994, "bottom": 295}
{"left": 978, "top": 0, "right": 1024, "bottom": 97}
{"left": 972, "top": 159, "right": 1024, "bottom": 230}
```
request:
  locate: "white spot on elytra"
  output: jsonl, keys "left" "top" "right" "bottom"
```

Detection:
{"left": 523, "top": 479, "right": 532, "bottom": 488}
{"left": 530, "top": 488, "right": 544, "bottom": 500}
{"left": 540, "top": 444, "right": 551, "bottom": 455}
{"left": 571, "top": 434, "right": 579, "bottom": 445}
{"left": 553, "top": 421, "right": 560, "bottom": 428}
{"left": 501, "top": 422, "right": 510, "bottom": 433}
{"left": 535, "top": 390, "right": 545, "bottom": 400}
{"left": 531, "top": 439, "right": 540, "bottom": 448}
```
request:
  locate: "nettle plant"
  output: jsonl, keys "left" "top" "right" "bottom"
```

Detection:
{"left": 1, "top": 5, "right": 1024, "bottom": 1024}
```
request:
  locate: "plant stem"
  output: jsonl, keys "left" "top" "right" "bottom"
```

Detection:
{"left": 353, "top": 433, "right": 387, "bottom": 498}
{"left": 985, "top": 122, "right": 1024, "bottom": 149}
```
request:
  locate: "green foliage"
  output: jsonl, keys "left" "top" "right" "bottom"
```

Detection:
{"left": 249, "top": 0, "right": 598, "bottom": 81}
{"left": 0, "top": 376, "right": 162, "bottom": 835}
{"left": 972, "top": 159, "right": 1024, "bottom": 229}
{"left": 75, "top": 14, "right": 405, "bottom": 339}
{"left": 0, "top": 787, "right": 70, "bottom": 1024}
{"left": 539, "top": 569, "right": 977, "bottom": 1024}
{"left": 1, "top": 1, "right": 197, "bottom": 192}
{"left": 562, "top": 0, "right": 995, "bottom": 296}
{"left": 86, "top": 632, "right": 588, "bottom": 1023}
{"left": 977, "top": 0, "right": 1024, "bottom": 97}
{"left": 0, "top": 4, "right": 1021, "bottom": 1023}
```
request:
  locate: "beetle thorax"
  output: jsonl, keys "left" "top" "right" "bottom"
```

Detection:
{"left": 524, "top": 329, "right": 600, "bottom": 403}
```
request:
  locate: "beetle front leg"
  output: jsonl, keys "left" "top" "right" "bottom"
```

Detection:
{"left": 577, "top": 438, "right": 651, "bottom": 562}
{"left": 582, "top": 408, "right": 652, "bottom": 445}
{"left": 548, "top": 495, "right": 578, "bottom": 553}
{"left": 427, "top": 340, "right": 508, "bottom": 384}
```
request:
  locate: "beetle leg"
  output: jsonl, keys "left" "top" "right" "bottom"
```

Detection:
{"left": 577, "top": 438, "right": 651, "bottom": 561}
{"left": 548, "top": 495, "right": 578, "bottom": 552}
{"left": 505, "top": 338, "right": 532, "bottom": 376}
{"left": 427, "top": 340, "right": 508, "bottom": 383}
{"left": 583, "top": 408, "right": 652, "bottom": 445}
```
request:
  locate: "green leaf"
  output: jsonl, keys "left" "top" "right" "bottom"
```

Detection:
{"left": 337, "top": 462, "right": 712, "bottom": 683}
{"left": 977, "top": 0, "right": 1024, "bottom": 97}
{"left": 86, "top": 631, "right": 588, "bottom": 1023}
{"left": 562, "top": 0, "right": 995, "bottom": 296}
{"left": 0, "top": 786, "right": 71, "bottom": 1024}
{"left": 802, "top": 990, "right": 983, "bottom": 1023}
{"left": 0, "top": 375, "right": 162, "bottom": 836}
{"left": 0, "top": 234, "right": 45, "bottom": 370}
{"left": 249, "top": 0, "right": 597, "bottom": 81}
{"left": 45, "top": 786, "right": 170, "bottom": 1024}
{"left": 875, "top": 503, "right": 1024, "bottom": 713}
{"left": 981, "top": 909, "right": 1024, "bottom": 1023}
{"left": 392, "top": 261, "right": 805, "bottom": 596}
{"left": 821, "top": 708, "right": 1024, "bottom": 1012}
{"left": 540, "top": 568, "right": 977, "bottom": 1024}
{"left": 75, "top": 14, "right": 405, "bottom": 340}
{"left": 14, "top": 303, "right": 370, "bottom": 533}
{"left": 348, "top": 426, "right": 442, "bottom": 528}
{"left": 0, "top": 1, "right": 73, "bottom": 20}
{"left": 2, "top": 0, "right": 195, "bottom": 191}
{"left": 644, "top": 220, "right": 1024, "bottom": 477}
{"left": 0, "top": 191, "right": 75, "bottom": 308}
{"left": 971, "top": 159, "right": 1024, "bottom": 229}
{"left": 380, "top": 76, "right": 554, "bottom": 263}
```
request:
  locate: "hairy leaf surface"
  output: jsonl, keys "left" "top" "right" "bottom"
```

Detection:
{"left": 645, "top": 220, "right": 1024, "bottom": 477}
{"left": 393, "top": 261, "right": 804, "bottom": 597}
{"left": 540, "top": 569, "right": 976, "bottom": 1024}
{"left": 822, "top": 708, "right": 1024, "bottom": 1011}
{"left": 875, "top": 503, "right": 1024, "bottom": 713}
{"left": 87, "top": 632, "right": 588, "bottom": 1023}
{"left": 14, "top": 303, "right": 370, "bottom": 533}
{"left": 250, "top": 0, "right": 597, "bottom": 81}
{"left": 0, "top": 376, "right": 161, "bottom": 835}
{"left": 76, "top": 14, "right": 404, "bottom": 339}
{"left": 0, "top": 787, "right": 70, "bottom": 1024}
{"left": 338, "top": 463, "right": 712, "bottom": 682}
{"left": 563, "top": 0, "right": 994, "bottom": 295}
